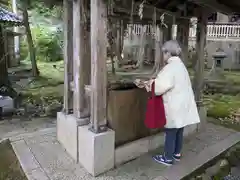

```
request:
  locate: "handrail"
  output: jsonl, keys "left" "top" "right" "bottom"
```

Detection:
{"left": 189, "top": 24, "right": 240, "bottom": 38}
{"left": 127, "top": 24, "right": 240, "bottom": 39}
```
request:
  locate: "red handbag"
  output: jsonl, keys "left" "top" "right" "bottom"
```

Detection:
{"left": 144, "top": 81, "right": 166, "bottom": 129}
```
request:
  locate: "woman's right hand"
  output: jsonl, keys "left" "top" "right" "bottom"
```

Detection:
{"left": 134, "top": 79, "right": 145, "bottom": 88}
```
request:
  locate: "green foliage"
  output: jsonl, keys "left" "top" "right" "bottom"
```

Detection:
{"left": 20, "top": 26, "right": 63, "bottom": 62}
{"left": 33, "top": 26, "right": 63, "bottom": 62}
{"left": 19, "top": 36, "right": 29, "bottom": 61}
{"left": 205, "top": 94, "right": 240, "bottom": 118}
{"left": 207, "top": 104, "right": 231, "bottom": 118}
{"left": 29, "top": 1, "right": 63, "bottom": 19}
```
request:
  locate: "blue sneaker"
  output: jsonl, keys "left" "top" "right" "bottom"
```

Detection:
{"left": 152, "top": 155, "right": 173, "bottom": 166}
{"left": 173, "top": 154, "right": 181, "bottom": 162}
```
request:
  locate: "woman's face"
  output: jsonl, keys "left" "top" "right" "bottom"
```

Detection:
{"left": 163, "top": 51, "right": 171, "bottom": 63}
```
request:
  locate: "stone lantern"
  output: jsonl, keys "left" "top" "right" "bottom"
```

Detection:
{"left": 208, "top": 48, "right": 227, "bottom": 80}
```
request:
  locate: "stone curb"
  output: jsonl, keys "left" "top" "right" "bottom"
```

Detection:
{"left": 11, "top": 139, "right": 50, "bottom": 180}
{"left": 157, "top": 132, "right": 240, "bottom": 180}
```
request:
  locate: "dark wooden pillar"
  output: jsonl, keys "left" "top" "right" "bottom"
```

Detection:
{"left": 194, "top": 10, "right": 207, "bottom": 104}
{"left": 72, "top": 0, "right": 90, "bottom": 119}
{"left": 63, "top": 0, "right": 73, "bottom": 114}
{"left": 90, "top": 0, "right": 108, "bottom": 133}
{"left": 177, "top": 19, "right": 190, "bottom": 64}
{"left": 0, "top": 25, "right": 8, "bottom": 86}
{"left": 116, "top": 19, "right": 122, "bottom": 61}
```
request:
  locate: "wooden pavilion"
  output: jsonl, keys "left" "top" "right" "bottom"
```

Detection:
{"left": 0, "top": 5, "right": 22, "bottom": 86}
{"left": 57, "top": 0, "right": 240, "bottom": 176}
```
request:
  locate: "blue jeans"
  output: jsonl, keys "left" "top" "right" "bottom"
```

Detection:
{"left": 164, "top": 128, "right": 184, "bottom": 160}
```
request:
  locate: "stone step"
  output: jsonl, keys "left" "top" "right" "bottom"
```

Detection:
{"left": 154, "top": 132, "right": 240, "bottom": 180}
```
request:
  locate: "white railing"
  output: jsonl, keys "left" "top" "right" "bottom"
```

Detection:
{"left": 127, "top": 24, "right": 153, "bottom": 36}
{"left": 189, "top": 23, "right": 240, "bottom": 39}
{"left": 127, "top": 23, "right": 240, "bottom": 40}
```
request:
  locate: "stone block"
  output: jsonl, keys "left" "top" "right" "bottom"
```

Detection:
{"left": 184, "top": 124, "right": 198, "bottom": 137}
{"left": 198, "top": 105, "right": 207, "bottom": 131}
{"left": 148, "top": 133, "right": 165, "bottom": 151}
{"left": 78, "top": 125, "right": 115, "bottom": 176}
{"left": 25, "top": 168, "right": 49, "bottom": 180}
{"left": 115, "top": 137, "right": 149, "bottom": 166}
{"left": 57, "top": 112, "right": 89, "bottom": 161}
{"left": 0, "top": 96, "right": 14, "bottom": 113}
{"left": 11, "top": 140, "right": 40, "bottom": 173}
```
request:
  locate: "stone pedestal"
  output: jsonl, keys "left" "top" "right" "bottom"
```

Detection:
{"left": 78, "top": 125, "right": 115, "bottom": 176}
{"left": 57, "top": 112, "right": 89, "bottom": 161}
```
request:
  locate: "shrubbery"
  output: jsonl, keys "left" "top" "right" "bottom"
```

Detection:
{"left": 20, "top": 26, "right": 63, "bottom": 62}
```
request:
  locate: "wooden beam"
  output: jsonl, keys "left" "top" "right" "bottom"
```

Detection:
{"left": 63, "top": 0, "right": 73, "bottom": 114}
{"left": 72, "top": 0, "right": 90, "bottom": 118}
{"left": 190, "top": 0, "right": 232, "bottom": 14}
{"left": 90, "top": 0, "right": 108, "bottom": 133}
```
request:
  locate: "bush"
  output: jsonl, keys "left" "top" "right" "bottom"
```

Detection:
{"left": 207, "top": 103, "right": 231, "bottom": 118}
{"left": 20, "top": 36, "right": 29, "bottom": 61}
{"left": 33, "top": 26, "right": 63, "bottom": 62}
{"left": 20, "top": 26, "right": 63, "bottom": 62}
{"left": 206, "top": 94, "right": 240, "bottom": 118}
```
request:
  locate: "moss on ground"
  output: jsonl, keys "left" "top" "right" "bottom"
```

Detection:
{"left": 0, "top": 140, "right": 27, "bottom": 180}
{"left": 205, "top": 94, "right": 240, "bottom": 118}
{"left": 17, "top": 61, "right": 64, "bottom": 105}
{"left": 204, "top": 94, "right": 240, "bottom": 131}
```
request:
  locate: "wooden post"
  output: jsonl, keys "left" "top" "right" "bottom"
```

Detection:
{"left": 63, "top": 0, "right": 73, "bottom": 114}
{"left": 182, "top": 20, "right": 190, "bottom": 65}
{"left": 72, "top": 0, "right": 90, "bottom": 119}
{"left": 120, "top": 19, "right": 124, "bottom": 55}
{"left": 116, "top": 20, "right": 122, "bottom": 61}
{"left": 0, "top": 25, "right": 8, "bottom": 86}
{"left": 12, "top": 0, "right": 20, "bottom": 64}
{"left": 193, "top": 9, "right": 207, "bottom": 106}
{"left": 158, "top": 26, "right": 164, "bottom": 68}
{"left": 90, "top": 0, "right": 108, "bottom": 133}
{"left": 177, "top": 19, "right": 190, "bottom": 64}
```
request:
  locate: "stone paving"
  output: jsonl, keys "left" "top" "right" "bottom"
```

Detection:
{"left": 0, "top": 119, "right": 239, "bottom": 180}
{"left": 0, "top": 117, "right": 56, "bottom": 139}
{"left": 3, "top": 121, "right": 238, "bottom": 180}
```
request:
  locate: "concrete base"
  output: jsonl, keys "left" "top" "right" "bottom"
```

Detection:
{"left": 58, "top": 112, "right": 198, "bottom": 176}
{"left": 57, "top": 112, "right": 89, "bottom": 161}
{"left": 115, "top": 124, "right": 198, "bottom": 166}
{"left": 78, "top": 126, "right": 115, "bottom": 177}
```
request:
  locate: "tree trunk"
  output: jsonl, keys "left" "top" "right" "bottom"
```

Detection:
{"left": 23, "top": 7, "right": 39, "bottom": 77}
{"left": 12, "top": 0, "right": 20, "bottom": 65}
{"left": 0, "top": 26, "right": 9, "bottom": 86}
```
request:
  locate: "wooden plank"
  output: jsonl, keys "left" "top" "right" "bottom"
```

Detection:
{"left": 72, "top": 0, "right": 89, "bottom": 118}
{"left": 90, "top": 0, "right": 108, "bottom": 132}
{"left": 191, "top": 0, "right": 232, "bottom": 14}
{"left": 63, "top": 0, "right": 73, "bottom": 114}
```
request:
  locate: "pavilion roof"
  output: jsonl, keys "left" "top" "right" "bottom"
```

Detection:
{"left": 0, "top": 6, "right": 22, "bottom": 26}
{"left": 133, "top": 0, "right": 240, "bottom": 14}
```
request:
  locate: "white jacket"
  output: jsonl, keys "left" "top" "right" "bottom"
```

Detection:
{"left": 154, "top": 56, "right": 200, "bottom": 128}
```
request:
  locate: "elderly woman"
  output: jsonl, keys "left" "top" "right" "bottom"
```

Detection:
{"left": 135, "top": 40, "right": 200, "bottom": 166}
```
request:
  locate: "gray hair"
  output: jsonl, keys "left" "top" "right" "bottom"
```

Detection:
{"left": 162, "top": 40, "right": 182, "bottom": 56}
